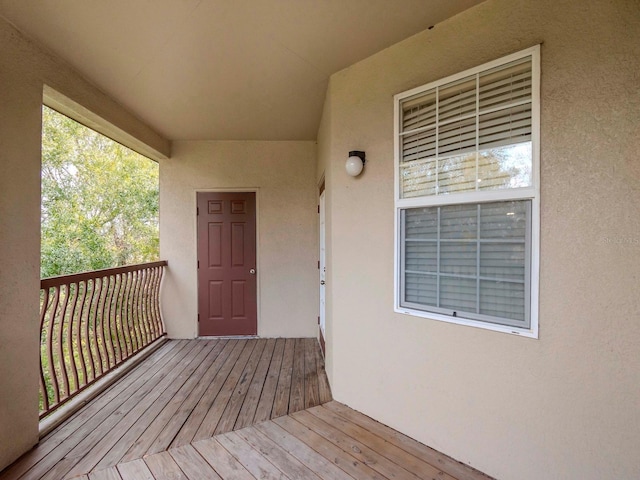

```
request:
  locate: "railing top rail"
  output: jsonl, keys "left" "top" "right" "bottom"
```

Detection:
{"left": 41, "top": 260, "right": 168, "bottom": 289}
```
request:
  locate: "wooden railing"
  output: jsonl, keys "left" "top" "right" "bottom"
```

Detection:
{"left": 39, "top": 261, "right": 167, "bottom": 418}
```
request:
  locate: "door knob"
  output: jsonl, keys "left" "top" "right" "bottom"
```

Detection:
{"left": 320, "top": 280, "right": 325, "bottom": 285}
{"left": 249, "top": 268, "right": 256, "bottom": 275}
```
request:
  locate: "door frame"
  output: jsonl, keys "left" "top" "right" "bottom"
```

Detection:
{"left": 193, "top": 188, "right": 260, "bottom": 337}
{"left": 318, "top": 178, "right": 326, "bottom": 354}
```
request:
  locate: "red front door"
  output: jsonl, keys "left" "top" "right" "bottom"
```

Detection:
{"left": 197, "top": 192, "right": 257, "bottom": 336}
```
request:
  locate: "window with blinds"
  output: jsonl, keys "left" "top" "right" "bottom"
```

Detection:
{"left": 399, "top": 56, "right": 533, "bottom": 198}
{"left": 394, "top": 46, "right": 539, "bottom": 336}
{"left": 401, "top": 201, "right": 531, "bottom": 327}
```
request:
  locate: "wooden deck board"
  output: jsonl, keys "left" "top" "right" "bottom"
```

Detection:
{"left": 145, "top": 339, "right": 232, "bottom": 455}
{"left": 213, "top": 339, "right": 267, "bottom": 434}
{"left": 1, "top": 337, "right": 494, "bottom": 480}
{"left": 193, "top": 340, "right": 257, "bottom": 440}
{"left": 169, "top": 339, "right": 244, "bottom": 449}
{"left": 322, "top": 401, "right": 493, "bottom": 480}
{"left": 314, "top": 339, "right": 332, "bottom": 405}
{"left": 216, "top": 432, "right": 288, "bottom": 480}
{"left": 256, "top": 420, "right": 353, "bottom": 480}
{"left": 308, "top": 405, "right": 456, "bottom": 480}
{"left": 271, "top": 338, "right": 295, "bottom": 418}
{"left": 253, "top": 338, "right": 285, "bottom": 424}
{"left": 292, "top": 409, "right": 422, "bottom": 480}
{"left": 169, "top": 445, "right": 222, "bottom": 480}
{"left": 91, "top": 341, "right": 220, "bottom": 472}
{"left": 119, "top": 339, "right": 228, "bottom": 462}
{"left": 192, "top": 438, "right": 254, "bottom": 480}
{"left": 273, "top": 414, "right": 386, "bottom": 480}
{"left": 288, "top": 338, "right": 306, "bottom": 413}
{"left": 63, "top": 342, "right": 209, "bottom": 478}
{"left": 1, "top": 341, "right": 185, "bottom": 480}
{"left": 235, "top": 425, "right": 322, "bottom": 480}
{"left": 144, "top": 451, "right": 188, "bottom": 480}
{"left": 303, "top": 338, "right": 320, "bottom": 409}
{"left": 87, "top": 466, "right": 121, "bottom": 480}
{"left": 234, "top": 338, "right": 276, "bottom": 430}
{"left": 115, "top": 459, "right": 154, "bottom": 480}
{"left": 45, "top": 340, "right": 184, "bottom": 444}
{"left": 12, "top": 342, "right": 195, "bottom": 480}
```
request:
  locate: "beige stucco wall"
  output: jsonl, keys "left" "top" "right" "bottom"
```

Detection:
{"left": 0, "top": 17, "right": 168, "bottom": 471}
{"left": 160, "top": 141, "right": 318, "bottom": 339}
{"left": 0, "top": 21, "right": 43, "bottom": 471}
{"left": 318, "top": 0, "right": 640, "bottom": 479}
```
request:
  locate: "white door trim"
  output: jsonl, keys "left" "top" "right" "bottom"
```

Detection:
{"left": 319, "top": 190, "right": 326, "bottom": 337}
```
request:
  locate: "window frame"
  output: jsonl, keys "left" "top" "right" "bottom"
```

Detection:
{"left": 393, "top": 45, "right": 540, "bottom": 338}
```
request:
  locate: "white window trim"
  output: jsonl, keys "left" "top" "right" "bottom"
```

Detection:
{"left": 393, "top": 45, "right": 540, "bottom": 338}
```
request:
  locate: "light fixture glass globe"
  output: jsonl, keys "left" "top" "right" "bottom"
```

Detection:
{"left": 345, "top": 155, "right": 364, "bottom": 176}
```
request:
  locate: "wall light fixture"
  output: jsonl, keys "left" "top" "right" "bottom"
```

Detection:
{"left": 346, "top": 151, "right": 366, "bottom": 177}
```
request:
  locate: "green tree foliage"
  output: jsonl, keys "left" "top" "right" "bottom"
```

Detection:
{"left": 41, "top": 106, "right": 159, "bottom": 278}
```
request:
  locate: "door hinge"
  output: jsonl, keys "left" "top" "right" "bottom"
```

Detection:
{"left": 197, "top": 206, "right": 199, "bottom": 215}
{"left": 198, "top": 313, "right": 200, "bottom": 322}
{"left": 317, "top": 260, "right": 320, "bottom": 269}
{"left": 317, "top": 316, "right": 320, "bottom": 325}
{"left": 197, "top": 260, "right": 200, "bottom": 269}
{"left": 317, "top": 205, "right": 320, "bottom": 214}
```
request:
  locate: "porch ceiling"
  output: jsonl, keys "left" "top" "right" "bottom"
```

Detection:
{"left": 0, "top": 0, "right": 483, "bottom": 141}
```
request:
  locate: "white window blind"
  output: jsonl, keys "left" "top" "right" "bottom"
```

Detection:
{"left": 401, "top": 201, "right": 531, "bottom": 328}
{"left": 399, "top": 57, "right": 533, "bottom": 199}
{"left": 394, "top": 46, "right": 540, "bottom": 336}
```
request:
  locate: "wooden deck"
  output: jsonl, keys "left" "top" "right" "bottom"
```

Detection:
{"left": 1, "top": 338, "right": 492, "bottom": 480}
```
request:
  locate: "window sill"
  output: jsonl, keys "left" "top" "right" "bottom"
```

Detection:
{"left": 394, "top": 307, "right": 538, "bottom": 338}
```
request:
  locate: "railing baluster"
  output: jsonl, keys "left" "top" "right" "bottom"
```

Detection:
{"left": 122, "top": 271, "right": 134, "bottom": 351}
{"left": 136, "top": 269, "right": 152, "bottom": 344}
{"left": 105, "top": 275, "right": 122, "bottom": 365}
{"left": 80, "top": 279, "right": 98, "bottom": 383}
{"left": 45, "top": 285, "right": 61, "bottom": 404}
{"left": 84, "top": 279, "right": 100, "bottom": 380}
{"left": 76, "top": 280, "right": 89, "bottom": 386}
{"left": 153, "top": 268, "right": 165, "bottom": 332}
{"left": 133, "top": 269, "right": 145, "bottom": 345}
{"left": 129, "top": 272, "right": 143, "bottom": 352}
{"left": 112, "top": 273, "right": 126, "bottom": 363}
{"left": 149, "top": 268, "right": 161, "bottom": 336}
{"left": 151, "top": 266, "right": 160, "bottom": 336}
{"left": 39, "top": 261, "right": 167, "bottom": 418}
{"left": 138, "top": 269, "right": 153, "bottom": 344}
{"left": 131, "top": 270, "right": 144, "bottom": 348}
{"left": 109, "top": 277, "right": 119, "bottom": 364}
{"left": 55, "top": 284, "right": 71, "bottom": 398}
{"left": 66, "top": 282, "right": 81, "bottom": 394}
{"left": 119, "top": 272, "right": 133, "bottom": 358}
{"left": 92, "top": 277, "right": 107, "bottom": 375}
{"left": 39, "top": 288, "right": 51, "bottom": 412}
{"left": 141, "top": 267, "right": 153, "bottom": 341}
{"left": 148, "top": 266, "right": 160, "bottom": 339}
{"left": 102, "top": 276, "right": 115, "bottom": 369}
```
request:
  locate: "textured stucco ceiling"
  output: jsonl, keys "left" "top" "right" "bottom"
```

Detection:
{"left": 0, "top": 0, "right": 484, "bottom": 140}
